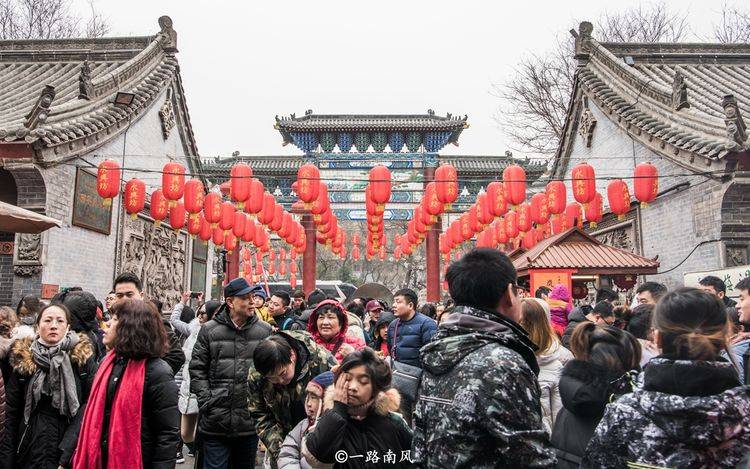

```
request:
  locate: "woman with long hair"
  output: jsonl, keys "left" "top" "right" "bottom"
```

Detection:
{"left": 73, "top": 299, "right": 179, "bottom": 469}
{"left": 0, "top": 304, "right": 98, "bottom": 469}
{"left": 550, "top": 322, "right": 641, "bottom": 468}
{"left": 519, "top": 298, "right": 573, "bottom": 434}
{"left": 584, "top": 288, "right": 750, "bottom": 468}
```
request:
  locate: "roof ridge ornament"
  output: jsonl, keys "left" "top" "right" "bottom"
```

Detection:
{"left": 722, "top": 95, "right": 748, "bottom": 149}
{"left": 158, "top": 15, "right": 178, "bottom": 53}
{"left": 78, "top": 61, "right": 94, "bottom": 100}
{"left": 671, "top": 70, "right": 689, "bottom": 111}
{"left": 573, "top": 21, "right": 594, "bottom": 60}
{"left": 24, "top": 85, "right": 56, "bottom": 131}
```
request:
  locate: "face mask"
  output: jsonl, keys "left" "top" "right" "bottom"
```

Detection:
{"left": 20, "top": 314, "right": 37, "bottom": 326}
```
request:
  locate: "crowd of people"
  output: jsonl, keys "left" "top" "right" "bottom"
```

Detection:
{"left": 0, "top": 249, "right": 749, "bottom": 468}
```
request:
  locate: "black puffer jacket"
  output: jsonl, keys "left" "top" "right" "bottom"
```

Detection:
{"left": 583, "top": 357, "right": 750, "bottom": 468}
{"left": 0, "top": 334, "right": 98, "bottom": 469}
{"left": 561, "top": 306, "right": 591, "bottom": 348}
{"left": 189, "top": 306, "right": 272, "bottom": 436}
{"left": 550, "top": 359, "right": 631, "bottom": 469}
{"left": 102, "top": 356, "right": 179, "bottom": 469}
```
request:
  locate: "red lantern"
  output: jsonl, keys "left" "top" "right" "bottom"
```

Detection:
{"left": 219, "top": 182, "right": 230, "bottom": 196}
{"left": 269, "top": 205, "right": 284, "bottom": 233}
{"left": 518, "top": 204, "right": 532, "bottom": 233}
{"left": 259, "top": 193, "right": 276, "bottom": 226}
{"left": 379, "top": 246, "right": 386, "bottom": 260}
{"left": 495, "top": 219, "right": 508, "bottom": 246}
{"left": 435, "top": 165, "right": 458, "bottom": 206}
{"left": 183, "top": 179, "right": 205, "bottom": 220}
{"left": 607, "top": 179, "right": 631, "bottom": 220}
{"left": 565, "top": 203, "right": 583, "bottom": 229}
{"left": 124, "top": 179, "right": 145, "bottom": 219}
{"left": 224, "top": 233, "right": 238, "bottom": 253}
{"left": 169, "top": 202, "right": 186, "bottom": 232}
{"left": 522, "top": 230, "right": 537, "bottom": 249}
{"left": 187, "top": 211, "right": 202, "bottom": 237}
{"left": 290, "top": 260, "right": 298, "bottom": 274}
{"left": 502, "top": 164, "right": 526, "bottom": 206}
{"left": 212, "top": 227, "right": 224, "bottom": 246}
{"left": 423, "top": 182, "right": 443, "bottom": 218}
{"left": 198, "top": 213, "right": 212, "bottom": 244}
{"left": 369, "top": 165, "right": 391, "bottom": 207}
{"left": 150, "top": 189, "right": 168, "bottom": 225}
{"left": 203, "top": 192, "right": 222, "bottom": 227}
{"left": 530, "top": 193, "right": 550, "bottom": 225}
{"left": 468, "top": 205, "right": 482, "bottom": 233}
{"left": 585, "top": 192, "right": 603, "bottom": 228}
{"left": 232, "top": 211, "right": 246, "bottom": 238}
{"left": 634, "top": 162, "right": 658, "bottom": 208}
{"left": 571, "top": 163, "right": 596, "bottom": 205}
{"left": 290, "top": 272, "right": 297, "bottom": 289}
{"left": 297, "top": 164, "right": 320, "bottom": 205}
{"left": 460, "top": 214, "right": 473, "bottom": 241}
{"left": 96, "top": 160, "right": 120, "bottom": 206}
{"left": 449, "top": 222, "right": 462, "bottom": 246}
{"left": 230, "top": 163, "right": 252, "bottom": 209}
{"left": 551, "top": 214, "right": 565, "bottom": 234}
{"left": 220, "top": 201, "right": 235, "bottom": 233}
{"left": 311, "top": 184, "right": 329, "bottom": 216}
{"left": 476, "top": 194, "right": 494, "bottom": 226}
{"left": 546, "top": 181, "right": 567, "bottom": 216}
{"left": 162, "top": 162, "right": 185, "bottom": 207}
{"left": 505, "top": 211, "right": 519, "bottom": 239}
{"left": 486, "top": 182, "right": 507, "bottom": 217}
{"left": 242, "top": 217, "right": 256, "bottom": 243}
{"left": 244, "top": 179, "right": 264, "bottom": 218}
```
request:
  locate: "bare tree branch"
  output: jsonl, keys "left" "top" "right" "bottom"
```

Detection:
{"left": 713, "top": 2, "right": 750, "bottom": 43}
{"left": 0, "top": 0, "right": 109, "bottom": 40}
{"left": 493, "top": 1, "right": 690, "bottom": 157}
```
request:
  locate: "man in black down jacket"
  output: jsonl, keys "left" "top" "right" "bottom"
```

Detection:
{"left": 190, "top": 278, "right": 272, "bottom": 469}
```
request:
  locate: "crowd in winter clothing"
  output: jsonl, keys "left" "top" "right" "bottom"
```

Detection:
{"left": 1, "top": 257, "right": 750, "bottom": 469}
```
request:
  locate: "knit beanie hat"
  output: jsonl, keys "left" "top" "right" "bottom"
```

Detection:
{"left": 309, "top": 371, "right": 334, "bottom": 394}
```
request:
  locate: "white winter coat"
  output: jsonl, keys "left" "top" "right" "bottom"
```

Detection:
{"left": 537, "top": 340, "right": 573, "bottom": 435}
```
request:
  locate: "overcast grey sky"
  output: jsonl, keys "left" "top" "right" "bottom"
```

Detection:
{"left": 72, "top": 0, "right": 724, "bottom": 159}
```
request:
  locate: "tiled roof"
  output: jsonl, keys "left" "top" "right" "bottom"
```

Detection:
{"left": 202, "top": 156, "right": 303, "bottom": 174}
{"left": 0, "top": 17, "right": 198, "bottom": 166}
{"left": 512, "top": 228, "right": 659, "bottom": 275}
{"left": 555, "top": 23, "right": 750, "bottom": 173}
{"left": 274, "top": 111, "right": 468, "bottom": 133}
{"left": 440, "top": 156, "right": 547, "bottom": 175}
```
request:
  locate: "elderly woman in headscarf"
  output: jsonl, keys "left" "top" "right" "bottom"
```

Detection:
{"left": 0, "top": 303, "right": 97, "bottom": 469}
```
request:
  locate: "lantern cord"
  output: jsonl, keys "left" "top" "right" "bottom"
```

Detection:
{"left": 65, "top": 161, "right": 735, "bottom": 185}
{"left": 657, "top": 239, "right": 721, "bottom": 274}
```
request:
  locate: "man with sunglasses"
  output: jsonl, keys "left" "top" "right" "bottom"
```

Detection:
{"left": 190, "top": 277, "right": 273, "bottom": 469}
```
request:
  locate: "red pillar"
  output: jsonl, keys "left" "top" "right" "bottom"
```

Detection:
{"left": 225, "top": 248, "right": 239, "bottom": 284}
{"left": 424, "top": 165, "right": 441, "bottom": 302}
{"left": 302, "top": 213, "right": 317, "bottom": 295}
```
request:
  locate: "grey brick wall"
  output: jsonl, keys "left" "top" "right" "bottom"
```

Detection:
{"left": 563, "top": 102, "right": 728, "bottom": 288}
{"left": 41, "top": 86, "right": 196, "bottom": 301}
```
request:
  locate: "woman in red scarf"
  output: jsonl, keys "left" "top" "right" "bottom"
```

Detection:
{"left": 308, "top": 300, "right": 366, "bottom": 362}
{"left": 73, "top": 299, "right": 179, "bottom": 469}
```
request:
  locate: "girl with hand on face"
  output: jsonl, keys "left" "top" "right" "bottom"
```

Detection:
{"left": 301, "top": 348, "right": 413, "bottom": 468}
{"left": 0, "top": 304, "right": 98, "bottom": 469}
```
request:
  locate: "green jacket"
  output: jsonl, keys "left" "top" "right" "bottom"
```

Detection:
{"left": 247, "top": 331, "right": 337, "bottom": 468}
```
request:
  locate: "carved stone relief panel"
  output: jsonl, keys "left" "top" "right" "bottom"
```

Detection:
{"left": 120, "top": 215, "right": 187, "bottom": 311}
{"left": 13, "top": 233, "right": 43, "bottom": 276}
{"left": 726, "top": 244, "right": 749, "bottom": 267}
{"left": 592, "top": 221, "right": 637, "bottom": 254}
{"left": 159, "top": 87, "right": 176, "bottom": 140}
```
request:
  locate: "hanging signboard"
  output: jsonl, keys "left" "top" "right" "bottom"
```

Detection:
{"left": 72, "top": 167, "right": 113, "bottom": 235}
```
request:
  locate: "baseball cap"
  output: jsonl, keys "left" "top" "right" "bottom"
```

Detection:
{"left": 224, "top": 278, "right": 253, "bottom": 298}
{"left": 365, "top": 300, "right": 384, "bottom": 312}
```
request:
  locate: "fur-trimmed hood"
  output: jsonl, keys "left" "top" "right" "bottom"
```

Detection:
{"left": 9, "top": 332, "right": 95, "bottom": 376}
{"left": 0, "top": 325, "right": 36, "bottom": 360}
{"left": 323, "top": 385, "right": 401, "bottom": 417}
